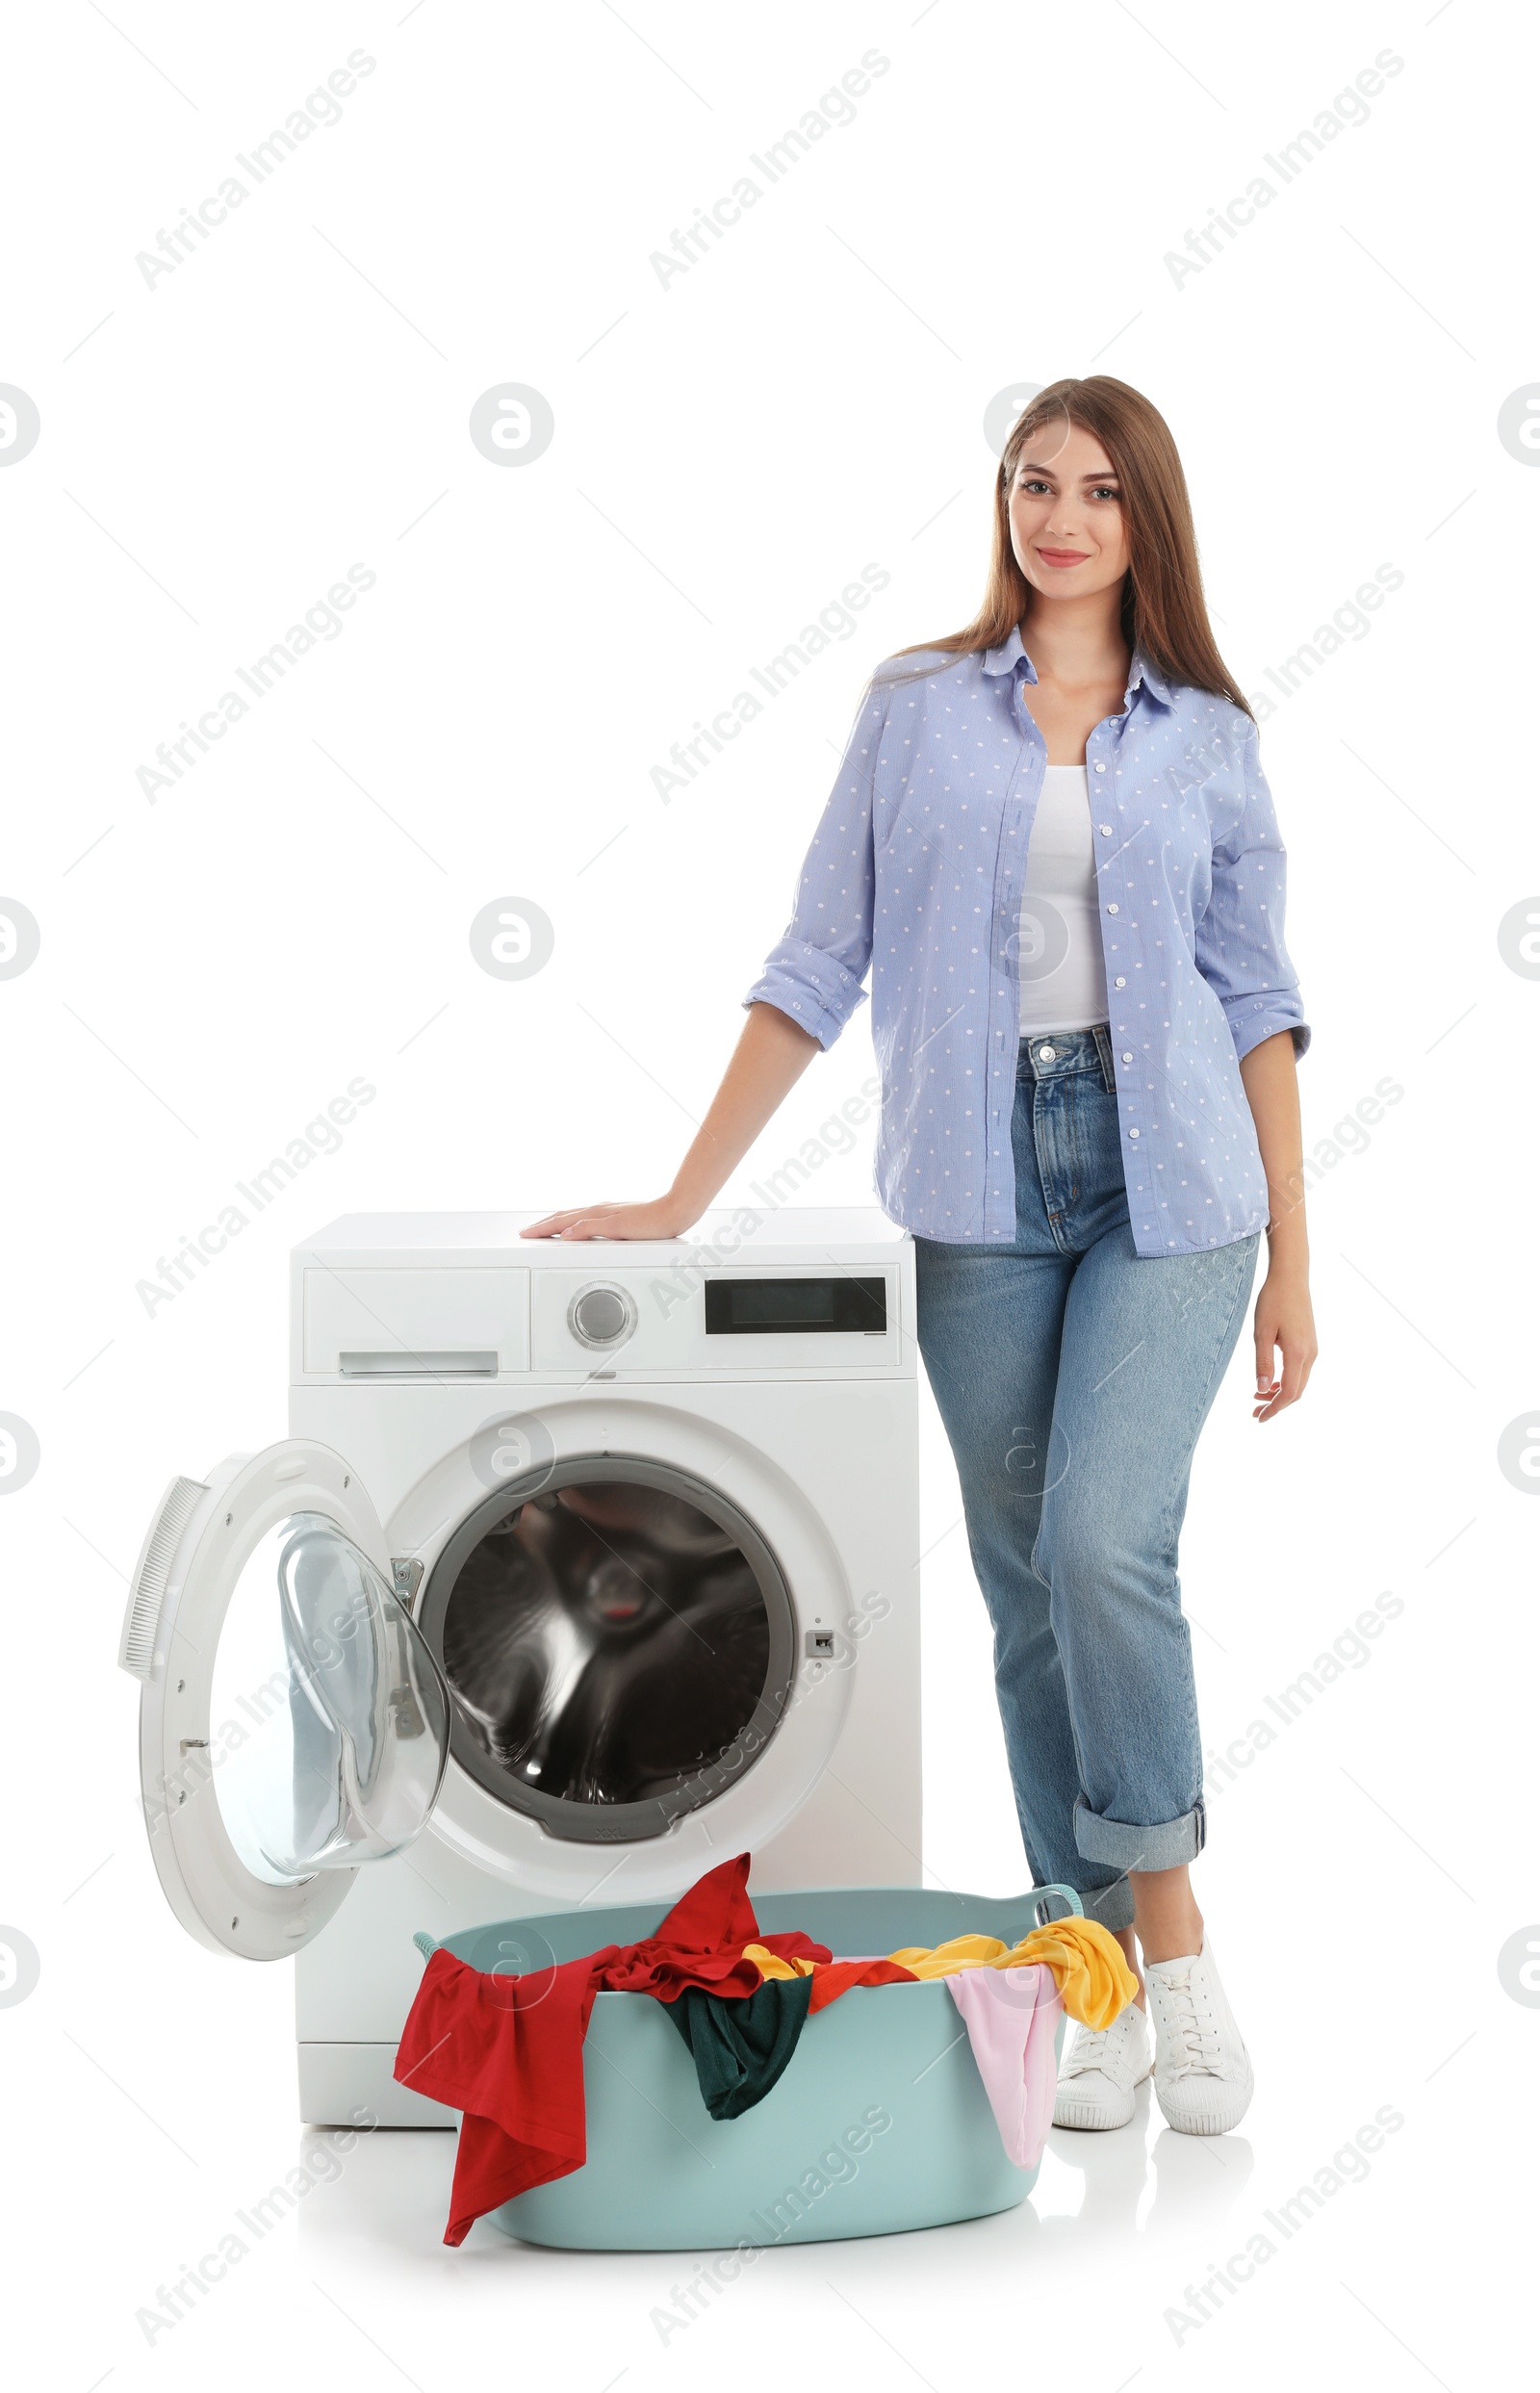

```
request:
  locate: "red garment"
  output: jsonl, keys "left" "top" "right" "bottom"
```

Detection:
{"left": 808, "top": 1957, "right": 918, "bottom": 2012}
{"left": 394, "top": 1854, "right": 832, "bottom": 2245}
{"left": 398, "top": 1943, "right": 613, "bottom": 2238}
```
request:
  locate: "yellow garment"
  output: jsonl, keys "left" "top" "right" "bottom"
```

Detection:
{"left": 741, "top": 1944, "right": 816, "bottom": 1981}
{"left": 1009, "top": 1917, "right": 1138, "bottom": 2029}
{"left": 885, "top": 1916, "right": 1137, "bottom": 2030}
{"left": 886, "top": 1934, "right": 1009, "bottom": 1980}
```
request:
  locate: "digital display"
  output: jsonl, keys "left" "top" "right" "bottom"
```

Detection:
{"left": 732, "top": 1282, "right": 834, "bottom": 1326}
{"left": 704, "top": 1276, "right": 886, "bottom": 1335}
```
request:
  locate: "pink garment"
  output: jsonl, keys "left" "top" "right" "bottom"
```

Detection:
{"left": 946, "top": 1963, "right": 1062, "bottom": 2169}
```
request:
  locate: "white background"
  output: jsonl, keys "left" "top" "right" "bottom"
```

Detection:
{"left": 1, "top": 1, "right": 1534, "bottom": 2385}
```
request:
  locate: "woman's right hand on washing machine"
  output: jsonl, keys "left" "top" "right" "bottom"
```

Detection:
{"left": 522, "top": 1003, "right": 820, "bottom": 1241}
{"left": 521, "top": 1196, "right": 699, "bottom": 1242}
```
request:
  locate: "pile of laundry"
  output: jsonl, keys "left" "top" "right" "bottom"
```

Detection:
{"left": 396, "top": 1854, "right": 1136, "bottom": 2245}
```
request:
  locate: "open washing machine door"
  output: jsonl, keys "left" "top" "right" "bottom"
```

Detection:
{"left": 118, "top": 1440, "right": 449, "bottom": 1961}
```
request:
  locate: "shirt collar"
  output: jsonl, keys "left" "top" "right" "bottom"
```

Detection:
{"left": 980, "top": 622, "right": 1173, "bottom": 709}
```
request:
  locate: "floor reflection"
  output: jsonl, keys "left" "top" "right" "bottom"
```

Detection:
{"left": 1037, "top": 2081, "right": 1255, "bottom": 2241}
{"left": 292, "top": 2089, "right": 1257, "bottom": 2272}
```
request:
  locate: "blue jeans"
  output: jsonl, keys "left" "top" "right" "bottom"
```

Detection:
{"left": 913, "top": 1026, "right": 1259, "bottom": 1933}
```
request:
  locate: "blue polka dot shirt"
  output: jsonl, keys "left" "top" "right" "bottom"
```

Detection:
{"left": 743, "top": 624, "right": 1310, "bottom": 1253}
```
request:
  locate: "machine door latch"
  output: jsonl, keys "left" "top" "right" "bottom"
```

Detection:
{"left": 804, "top": 1629, "right": 835, "bottom": 1660}
{"left": 392, "top": 1557, "right": 424, "bottom": 1609}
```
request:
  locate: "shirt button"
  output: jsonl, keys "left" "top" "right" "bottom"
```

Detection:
{"left": 1115, "top": 975, "right": 1126, "bottom": 988}
{"left": 1106, "top": 903, "right": 1119, "bottom": 914}
{"left": 1129, "top": 1127, "right": 1140, "bottom": 1138}
{"left": 1122, "top": 1051, "right": 1133, "bottom": 1063}
{"left": 1093, "top": 760, "right": 1107, "bottom": 773}
{"left": 1099, "top": 824, "right": 1113, "bottom": 836}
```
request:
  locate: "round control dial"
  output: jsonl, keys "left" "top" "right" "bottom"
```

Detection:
{"left": 567, "top": 1282, "right": 638, "bottom": 1350}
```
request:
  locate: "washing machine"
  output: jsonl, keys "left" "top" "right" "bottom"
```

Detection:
{"left": 119, "top": 1208, "right": 921, "bottom": 2126}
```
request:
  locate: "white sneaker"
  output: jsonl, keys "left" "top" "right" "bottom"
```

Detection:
{"left": 1052, "top": 1998, "right": 1152, "bottom": 2130}
{"left": 1144, "top": 1938, "right": 1254, "bottom": 2135}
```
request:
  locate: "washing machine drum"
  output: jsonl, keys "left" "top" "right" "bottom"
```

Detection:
{"left": 417, "top": 1458, "right": 798, "bottom": 1842}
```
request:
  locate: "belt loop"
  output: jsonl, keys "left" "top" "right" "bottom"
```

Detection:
{"left": 1092, "top": 1023, "right": 1116, "bottom": 1095}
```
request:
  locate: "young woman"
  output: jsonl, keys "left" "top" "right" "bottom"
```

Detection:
{"left": 525, "top": 376, "right": 1315, "bottom": 2138}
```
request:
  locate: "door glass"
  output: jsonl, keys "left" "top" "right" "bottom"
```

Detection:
{"left": 208, "top": 1512, "right": 449, "bottom": 1886}
{"left": 425, "top": 1467, "right": 795, "bottom": 1840}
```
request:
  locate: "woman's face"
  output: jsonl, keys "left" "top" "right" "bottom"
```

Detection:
{"left": 1007, "top": 420, "right": 1130, "bottom": 605}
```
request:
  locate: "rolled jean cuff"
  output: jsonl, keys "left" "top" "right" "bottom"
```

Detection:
{"left": 1075, "top": 1877, "right": 1136, "bottom": 1935}
{"left": 1073, "top": 1795, "right": 1205, "bottom": 1874}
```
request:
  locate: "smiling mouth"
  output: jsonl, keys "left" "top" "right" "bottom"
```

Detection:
{"left": 1038, "top": 548, "right": 1091, "bottom": 564}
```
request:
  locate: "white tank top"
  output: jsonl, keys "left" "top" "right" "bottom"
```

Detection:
{"left": 1016, "top": 763, "right": 1111, "bottom": 1036}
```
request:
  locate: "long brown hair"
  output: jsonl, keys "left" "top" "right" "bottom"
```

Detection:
{"left": 886, "top": 376, "right": 1252, "bottom": 719}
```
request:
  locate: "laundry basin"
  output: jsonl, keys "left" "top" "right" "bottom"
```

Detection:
{"left": 420, "top": 1880, "right": 1080, "bottom": 2251}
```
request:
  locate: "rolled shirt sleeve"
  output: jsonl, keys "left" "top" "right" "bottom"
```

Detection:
{"left": 1194, "top": 720, "right": 1311, "bottom": 1064}
{"left": 742, "top": 681, "right": 886, "bottom": 1050}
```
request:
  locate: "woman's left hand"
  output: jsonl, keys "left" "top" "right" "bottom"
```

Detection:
{"left": 1252, "top": 1266, "right": 1317, "bottom": 1421}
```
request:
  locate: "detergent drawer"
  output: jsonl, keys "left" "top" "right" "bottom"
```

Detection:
{"left": 301, "top": 1268, "right": 531, "bottom": 1377}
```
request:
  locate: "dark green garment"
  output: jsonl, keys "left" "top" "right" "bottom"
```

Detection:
{"left": 663, "top": 1974, "right": 814, "bottom": 2119}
